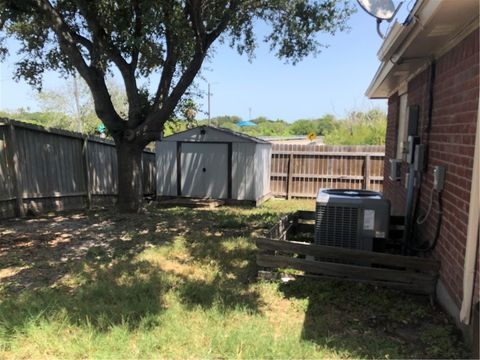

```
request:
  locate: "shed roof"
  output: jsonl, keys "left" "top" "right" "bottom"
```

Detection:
{"left": 161, "top": 125, "right": 270, "bottom": 144}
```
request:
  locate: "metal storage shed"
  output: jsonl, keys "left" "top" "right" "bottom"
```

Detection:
{"left": 156, "top": 126, "right": 272, "bottom": 205}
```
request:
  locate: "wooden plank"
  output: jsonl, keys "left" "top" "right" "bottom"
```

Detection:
{"left": 256, "top": 254, "right": 437, "bottom": 285}
{"left": 301, "top": 273, "right": 436, "bottom": 295}
{"left": 286, "top": 153, "right": 293, "bottom": 200}
{"left": 83, "top": 137, "right": 91, "bottom": 208}
{"left": 275, "top": 189, "right": 387, "bottom": 198}
{"left": 271, "top": 172, "right": 364, "bottom": 180}
{"left": 363, "top": 155, "right": 371, "bottom": 190}
{"left": 271, "top": 151, "right": 385, "bottom": 157}
{"left": 267, "top": 213, "right": 294, "bottom": 239}
{"left": 256, "top": 238, "right": 440, "bottom": 273}
{"left": 0, "top": 126, "right": 14, "bottom": 204}
{"left": 271, "top": 144, "right": 385, "bottom": 197}
{"left": 271, "top": 174, "right": 383, "bottom": 182}
{"left": 5, "top": 122, "right": 24, "bottom": 217}
{"left": 20, "top": 191, "right": 88, "bottom": 199}
{"left": 157, "top": 197, "right": 225, "bottom": 208}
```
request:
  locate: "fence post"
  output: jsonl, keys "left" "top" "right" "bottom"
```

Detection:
{"left": 287, "top": 153, "right": 294, "bottom": 200}
{"left": 6, "top": 121, "right": 25, "bottom": 217}
{"left": 363, "top": 155, "right": 371, "bottom": 190}
{"left": 82, "top": 136, "right": 92, "bottom": 209}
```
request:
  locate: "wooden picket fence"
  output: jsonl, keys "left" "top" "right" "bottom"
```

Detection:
{"left": 270, "top": 144, "right": 385, "bottom": 199}
{"left": 256, "top": 211, "right": 440, "bottom": 295}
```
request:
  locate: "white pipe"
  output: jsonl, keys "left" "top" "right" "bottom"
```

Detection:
{"left": 460, "top": 89, "right": 480, "bottom": 325}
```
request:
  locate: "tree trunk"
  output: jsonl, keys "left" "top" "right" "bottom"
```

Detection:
{"left": 116, "top": 141, "right": 144, "bottom": 213}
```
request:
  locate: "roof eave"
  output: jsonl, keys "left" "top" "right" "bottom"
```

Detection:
{"left": 365, "top": 60, "right": 394, "bottom": 99}
{"left": 366, "top": 0, "right": 445, "bottom": 99}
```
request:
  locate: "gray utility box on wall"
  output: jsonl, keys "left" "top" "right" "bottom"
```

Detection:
{"left": 314, "top": 189, "right": 390, "bottom": 251}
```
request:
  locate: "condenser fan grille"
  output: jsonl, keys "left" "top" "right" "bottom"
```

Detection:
{"left": 315, "top": 204, "right": 359, "bottom": 248}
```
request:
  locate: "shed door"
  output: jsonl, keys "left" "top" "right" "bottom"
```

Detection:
{"left": 181, "top": 143, "right": 228, "bottom": 198}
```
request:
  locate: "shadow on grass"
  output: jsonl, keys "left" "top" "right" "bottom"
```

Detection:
{"left": 0, "top": 205, "right": 271, "bottom": 337}
{"left": 0, "top": 203, "right": 468, "bottom": 358}
{"left": 0, "top": 260, "right": 167, "bottom": 333}
{"left": 177, "top": 275, "right": 261, "bottom": 313}
{"left": 278, "top": 277, "right": 468, "bottom": 359}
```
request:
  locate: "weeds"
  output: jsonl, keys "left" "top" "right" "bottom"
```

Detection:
{"left": 0, "top": 200, "right": 468, "bottom": 358}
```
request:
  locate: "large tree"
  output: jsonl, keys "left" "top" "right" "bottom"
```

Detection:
{"left": 0, "top": 0, "right": 354, "bottom": 212}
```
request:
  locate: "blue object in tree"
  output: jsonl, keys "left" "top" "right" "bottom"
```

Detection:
{"left": 97, "top": 124, "right": 106, "bottom": 133}
{"left": 236, "top": 121, "right": 256, "bottom": 127}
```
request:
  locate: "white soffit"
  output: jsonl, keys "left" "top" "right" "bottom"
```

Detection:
{"left": 366, "top": 0, "right": 479, "bottom": 99}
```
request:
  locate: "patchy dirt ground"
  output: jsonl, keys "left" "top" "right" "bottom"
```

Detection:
{"left": 0, "top": 205, "right": 275, "bottom": 292}
{"left": 0, "top": 201, "right": 470, "bottom": 359}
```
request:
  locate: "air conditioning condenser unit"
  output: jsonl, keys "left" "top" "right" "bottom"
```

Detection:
{"left": 314, "top": 189, "right": 390, "bottom": 252}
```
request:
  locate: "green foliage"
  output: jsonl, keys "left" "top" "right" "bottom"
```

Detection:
{"left": 289, "top": 115, "right": 337, "bottom": 135}
{"left": 323, "top": 109, "right": 387, "bottom": 145}
{"left": 35, "top": 76, "right": 103, "bottom": 134}
{"left": 205, "top": 115, "right": 242, "bottom": 127}
{"left": 1, "top": 107, "right": 388, "bottom": 146}
{"left": 163, "top": 121, "right": 189, "bottom": 137}
{"left": 1, "top": 1, "right": 353, "bottom": 84}
{"left": 181, "top": 99, "right": 198, "bottom": 122}
{"left": 243, "top": 118, "right": 291, "bottom": 137}
{"left": 288, "top": 119, "right": 317, "bottom": 135}
{"left": 0, "top": 76, "right": 130, "bottom": 135}
{"left": 188, "top": 110, "right": 386, "bottom": 145}
{"left": 0, "top": 109, "right": 72, "bottom": 129}
{"left": 0, "top": 0, "right": 355, "bottom": 134}
{"left": 0, "top": 107, "right": 101, "bottom": 135}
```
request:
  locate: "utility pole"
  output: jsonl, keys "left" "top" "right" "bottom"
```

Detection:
{"left": 249, "top": 107, "right": 252, "bottom": 121}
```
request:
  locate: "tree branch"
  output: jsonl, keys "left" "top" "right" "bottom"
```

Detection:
{"left": 131, "top": 0, "right": 142, "bottom": 69}
{"left": 138, "top": 0, "right": 240, "bottom": 144}
{"left": 152, "top": 25, "right": 176, "bottom": 112}
{"left": 32, "top": 0, "right": 125, "bottom": 134}
{"left": 138, "top": 48, "right": 205, "bottom": 144}
{"left": 206, "top": 0, "right": 240, "bottom": 44}
{"left": 69, "top": 32, "right": 94, "bottom": 53}
{"left": 152, "top": 0, "right": 206, "bottom": 113}
{"left": 187, "top": 0, "right": 207, "bottom": 48}
{"left": 74, "top": 0, "right": 141, "bottom": 125}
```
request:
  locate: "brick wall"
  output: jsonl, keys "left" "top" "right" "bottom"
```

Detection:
{"left": 383, "top": 28, "right": 479, "bottom": 308}
{"left": 383, "top": 93, "right": 407, "bottom": 215}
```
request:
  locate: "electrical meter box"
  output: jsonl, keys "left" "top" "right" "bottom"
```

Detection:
{"left": 389, "top": 159, "right": 402, "bottom": 181}
{"left": 433, "top": 166, "right": 446, "bottom": 191}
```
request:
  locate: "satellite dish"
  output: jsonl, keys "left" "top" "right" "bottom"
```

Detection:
{"left": 357, "top": 0, "right": 403, "bottom": 38}
{"left": 357, "top": 0, "right": 396, "bottom": 21}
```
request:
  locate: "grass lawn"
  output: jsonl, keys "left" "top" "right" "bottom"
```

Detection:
{"left": 0, "top": 199, "right": 468, "bottom": 359}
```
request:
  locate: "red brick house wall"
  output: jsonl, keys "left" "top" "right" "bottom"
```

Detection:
{"left": 383, "top": 28, "right": 479, "bottom": 307}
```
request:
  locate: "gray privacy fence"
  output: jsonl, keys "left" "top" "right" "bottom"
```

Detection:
{"left": 0, "top": 119, "right": 155, "bottom": 219}
{"left": 0, "top": 119, "right": 386, "bottom": 219}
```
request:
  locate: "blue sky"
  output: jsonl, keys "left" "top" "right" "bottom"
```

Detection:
{"left": 0, "top": 2, "right": 413, "bottom": 122}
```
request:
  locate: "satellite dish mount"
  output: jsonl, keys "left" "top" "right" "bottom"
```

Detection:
{"left": 357, "top": 0, "right": 403, "bottom": 38}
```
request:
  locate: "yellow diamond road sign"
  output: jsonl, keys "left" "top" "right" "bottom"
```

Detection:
{"left": 307, "top": 132, "right": 317, "bottom": 141}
